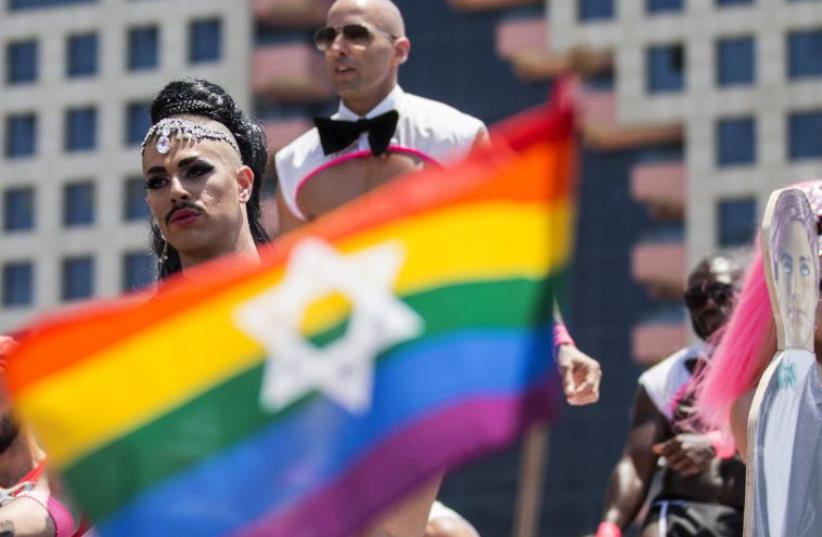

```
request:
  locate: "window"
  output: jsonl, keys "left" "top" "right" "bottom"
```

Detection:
{"left": 63, "top": 182, "right": 95, "bottom": 227}
{"left": 716, "top": 117, "right": 756, "bottom": 167}
{"left": 4, "top": 187, "right": 34, "bottom": 231}
{"left": 647, "top": 44, "right": 685, "bottom": 93}
{"left": 122, "top": 252, "right": 155, "bottom": 291}
{"left": 189, "top": 18, "right": 222, "bottom": 64}
{"left": 718, "top": 198, "right": 756, "bottom": 247}
{"left": 9, "top": 0, "right": 96, "bottom": 10}
{"left": 125, "top": 102, "right": 151, "bottom": 146}
{"left": 717, "top": 36, "right": 755, "bottom": 87}
{"left": 7, "top": 40, "right": 38, "bottom": 84}
{"left": 5, "top": 114, "right": 37, "bottom": 158}
{"left": 128, "top": 26, "right": 159, "bottom": 71}
{"left": 2, "top": 262, "right": 33, "bottom": 307}
{"left": 123, "top": 177, "right": 149, "bottom": 221}
{"left": 578, "top": 0, "right": 614, "bottom": 21}
{"left": 647, "top": 0, "right": 683, "bottom": 13}
{"left": 716, "top": 0, "right": 753, "bottom": 5}
{"left": 6, "top": 42, "right": 37, "bottom": 83}
{"left": 67, "top": 33, "right": 98, "bottom": 78}
{"left": 788, "top": 29, "right": 822, "bottom": 80}
{"left": 788, "top": 110, "right": 822, "bottom": 160}
{"left": 61, "top": 256, "right": 94, "bottom": 301}
{"left": 64, "top": 107, "right": 97, "bottom": 152}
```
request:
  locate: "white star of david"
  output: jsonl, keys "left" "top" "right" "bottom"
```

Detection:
{"left": 233, "top": 238, "right": 423, "bottom": 414}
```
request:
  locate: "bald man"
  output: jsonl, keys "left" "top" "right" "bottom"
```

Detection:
{"left": 274, "top": 2, "right": 487, "bottom": 536}
{"left": 274, "top": 0, "right": 488, "bottom": 233}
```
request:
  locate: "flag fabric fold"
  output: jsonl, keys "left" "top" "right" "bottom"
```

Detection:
{"left": 7, "top": 81, "right": 577, "bottom": 537}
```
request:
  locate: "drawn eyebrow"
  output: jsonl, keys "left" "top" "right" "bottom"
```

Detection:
{"left": 145, "top": 157, "right": 201, "bottom": 176}
{"left": 178, "top": 157, "right": 199, "bottom": 168}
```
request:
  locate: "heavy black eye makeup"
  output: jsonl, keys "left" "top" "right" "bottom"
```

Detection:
{"left": 184, "top": 160, "right": 214, "bottom": 179}
{"left": 144, "top": 175, "right": 167, "bottom": 191}
{"left": 143, "top": 156, "right": 215, "bottom": 190}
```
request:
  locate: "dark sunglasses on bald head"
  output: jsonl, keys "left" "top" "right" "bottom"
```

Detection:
{"left": 313, "top": 24, "right": 397, "bottom": 51}
{"left": 683, "top": 282, "right": 736, "bottom": 310}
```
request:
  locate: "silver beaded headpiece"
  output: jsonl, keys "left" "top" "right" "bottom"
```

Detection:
{"left": 141, "top": 117, "right": 242, "bottom": 156}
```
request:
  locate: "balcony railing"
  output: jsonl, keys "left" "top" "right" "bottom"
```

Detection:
{"left": 262, "top": 117, "right": 312, "bottom": 152}
{"left": 631, "top": 161, "right": 686, "bottom": 218}
{"left": 496, "top": 16, "right": 546, "bottom": 60}
{"left": 253, "top": 0, "right": 332, "bottom": 28}
{"left": 448, "top": 0, "right": 540, "bottom": 12}
{"left": 252, "top": 43, "right": 333, "bottom": 102}
{"left": 631, "top": 239, "right": 686, "bottom": 294}
{"left": 580, "top": 90, "right": 684, "bottom": 150}
{"left": 631, "top": 317, "right": 688, "bottom": 365}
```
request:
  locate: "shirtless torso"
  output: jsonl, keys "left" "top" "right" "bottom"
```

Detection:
{"left": 274, "top": 86, "right": 486, "bottom": 537}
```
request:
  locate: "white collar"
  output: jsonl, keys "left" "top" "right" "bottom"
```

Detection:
{"left": 336, "top": 85, "right": 405, "bottom": 120}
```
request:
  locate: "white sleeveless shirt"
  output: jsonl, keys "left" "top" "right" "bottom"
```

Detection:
{"left": 274, "top": 85, "right": 486, "bottom": 220}
{"left": 638, "top": 344, "right": 705, "bottom": 420}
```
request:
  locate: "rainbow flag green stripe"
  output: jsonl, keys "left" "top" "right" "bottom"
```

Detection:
{"left": 64, "top": 275, "right": 561, "bottom": 521}
{"left": 7, "top": 88, "right": 577, "bottom": 537}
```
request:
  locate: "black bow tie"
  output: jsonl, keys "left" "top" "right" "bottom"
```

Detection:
{"left": 313, "top": 110, "right": 399, "bottom": 157}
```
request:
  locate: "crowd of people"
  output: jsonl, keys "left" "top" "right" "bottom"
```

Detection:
{"left": 0, "top": 0, "right": 817, "bottom": 535}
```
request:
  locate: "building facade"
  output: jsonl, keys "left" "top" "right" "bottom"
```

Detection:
{"left": 550, "top": 0, "right": 822, "bottom": 284}
{"left": 0, "top": 0, "right": 251, "bottom": 331}
{"left": 2, "top": 0, "right": 785, "bottom": 535}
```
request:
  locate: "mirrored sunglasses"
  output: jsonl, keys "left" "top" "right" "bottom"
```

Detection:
{"left": 313, "top": 24, "right": 395, "bottom": 51}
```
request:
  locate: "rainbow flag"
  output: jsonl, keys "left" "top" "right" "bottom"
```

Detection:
{"left": 6, "top": 87, "right": 576, "bottom": 537}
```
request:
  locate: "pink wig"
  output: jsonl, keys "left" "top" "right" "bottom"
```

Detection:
{"left": 696, "top": 179, "right": 822, "bottom": 449}
{"left": 695, "top": 246, "right": 775, "bottom": 440}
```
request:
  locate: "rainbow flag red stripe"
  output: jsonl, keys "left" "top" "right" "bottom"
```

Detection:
{"left": 7, "top": 87, "right": 576, "bottom": 537}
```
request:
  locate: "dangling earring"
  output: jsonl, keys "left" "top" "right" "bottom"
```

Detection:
{"left": 160, "top": 239, "right": 168, "bottom": 264}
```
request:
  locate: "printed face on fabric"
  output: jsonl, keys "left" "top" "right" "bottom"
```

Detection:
{"left": 794, "top": 181, "right": 822, "bottom": 348}
{"left": 777, "top": 221, "right": 817, "bottom": 349}
{"left": 768, "top": 188, "right": 820, "bottom": 350}
{"left": 319, "top": 0, "right": 409, "bottom": 107}
{"left": 142, "top": 115, "right": 254, "bottom": 262}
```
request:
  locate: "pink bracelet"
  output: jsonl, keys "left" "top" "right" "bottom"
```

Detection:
{"left": 553, "top": 322, "right": 576, "bottom": 348}
{"left": 595, "top": 521, "right": 622, "bottom": 537}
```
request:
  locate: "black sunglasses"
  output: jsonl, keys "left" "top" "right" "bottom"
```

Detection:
{"left": 683, "top": 282, "right": 736, "bottom": 310}
{"left": 313, "top": 24, "right": 397, "bottom": 51}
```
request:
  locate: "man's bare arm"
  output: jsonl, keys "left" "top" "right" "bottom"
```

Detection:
{"left": 599, "top": 386, "right": 666, "bottom": 530}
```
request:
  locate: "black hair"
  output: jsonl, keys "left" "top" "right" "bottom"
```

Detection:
{"left": 147, "top": 78, "right": 269, "bottom": 279}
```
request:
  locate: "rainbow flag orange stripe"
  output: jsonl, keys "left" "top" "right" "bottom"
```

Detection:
{"left": 7, "top": 86, "right": 576, "bottom": 537}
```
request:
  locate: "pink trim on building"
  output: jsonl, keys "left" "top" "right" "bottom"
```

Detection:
{"left": 253, "top": 0, "right": 332, "bottom": 27}
{"left": 262, "top": 118, "right": 312, "bottom": 152}
{"left": 251, "top": 44, "right": 332, "bottom": 102}
{"left": 632, "top": 320, "right": 688, "bottom": 365}
{"left": 631, "top": 161, "right": 686, "bottom": 212}
{"left": 495, "top": 16, "right": 548, "bottom": 59}
{"left": 631, "top": 241, "right": 686, "bottom": 290}
{"left": 448, "top": 0, "right": 542, "bottom": 12}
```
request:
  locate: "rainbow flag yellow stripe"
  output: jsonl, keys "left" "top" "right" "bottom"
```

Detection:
{"left": 6, "top": 92, "right": 577, "bottom": 537}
